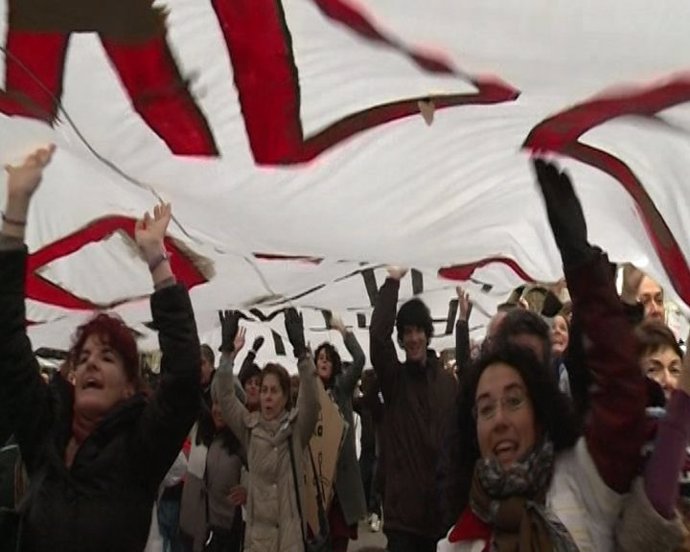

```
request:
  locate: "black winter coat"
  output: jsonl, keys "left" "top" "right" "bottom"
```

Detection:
{"left": 0, "top": 246, "right": 201, "bottom": 552}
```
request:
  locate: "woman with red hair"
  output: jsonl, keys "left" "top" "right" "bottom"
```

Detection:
{"left": 0, "top": 146, "right": 202, "bottom": 552}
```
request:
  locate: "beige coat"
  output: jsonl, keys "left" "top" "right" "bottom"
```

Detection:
{"left": 213, "top": 356, "right": 320, "bottom": 552}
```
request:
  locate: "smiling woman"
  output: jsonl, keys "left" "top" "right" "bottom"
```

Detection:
{"left": 0, "top": 146, "right": 202, "bottom": 552}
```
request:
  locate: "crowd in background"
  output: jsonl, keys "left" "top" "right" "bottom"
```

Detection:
{"left": 2, "top": 147, "right": 690, "bottom": 552}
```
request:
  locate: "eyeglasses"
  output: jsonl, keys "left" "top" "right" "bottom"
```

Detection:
{"left": 473, "top": 390, "right": 528, "bottom": 421}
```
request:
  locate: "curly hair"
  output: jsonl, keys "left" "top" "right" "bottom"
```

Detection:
{"left": 70, "top": 313, "right": 142, "bottom": 391}
{"left": 314, "top": 342, "right": 342, "bottom": 384}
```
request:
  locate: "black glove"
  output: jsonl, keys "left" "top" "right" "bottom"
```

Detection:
{"left": 533, "top": 158, "right": 595, "bottom": 268}
{"left": 218, "top": 310, "right": 240, "bottom": 353}
{"left": 284, "top": 308, "right": 307, "bottom": 358}
{"left": 251, "top": 336, "right": 265, "bottom": 353}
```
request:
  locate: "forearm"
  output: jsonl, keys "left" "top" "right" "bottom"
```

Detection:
{"left": 296, "top": 355, "right": 320, "bottom": 444}
{"left": 644, "top": 390, "right": 690, "bottom": 519}
{"left": 455, "top": 319, "right": 470, "bottom": 372}
{"left": 212, "top": 369, "right": 249, "bottom": 448}
{"left": 0, "top": 247, "right": 49, "bottom": 466}
{"left": 370, "top": 278, "right": 399, "bottom": 343}
{"left": 566, "top": 251, "right": 646, "bottom": 492}
{"left": 340, "top": 331, "right": 365, "bottom": 390}
{"left": 1, "top": 193, "right": 30, "bottom": 241}
{"left": 369, "top": 278, "right": 399, "bottom": 374}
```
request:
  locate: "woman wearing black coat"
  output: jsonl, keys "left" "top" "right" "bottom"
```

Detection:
{"left": 0, "top": 146, "right": 201, "bottom": 552}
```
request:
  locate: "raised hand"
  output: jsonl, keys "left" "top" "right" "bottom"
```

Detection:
{"left": 284, "top": 307, "right": 307, "bottom": 358}
{"left": 386, "top": 266, "right": 408, "bottom": 280}
{"left": 456, "top": 286, "right": 473, "bottom": 322}
{"left": 218, "top": 310, "right": 240, "bottom": 353}
{"left": 135, "top": 202, "right": 172, "bottom": 263}
{"left": 234, "top": 326, "right": 246, "bottom": 354}
{"left": 533, "top": 158, "right": 593, "bottom": 267}
{"left": 329, "top": 312, "right": 347, "bottom": 334}
{"left": 5, "top": 145, "right": 55, "bottom": 201}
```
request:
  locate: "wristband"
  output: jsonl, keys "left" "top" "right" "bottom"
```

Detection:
{"left": 2, "top": 212, "right": 27, "bottom": 226}
{"left": 148, "top": 251, "right": 170, "bottom": 272}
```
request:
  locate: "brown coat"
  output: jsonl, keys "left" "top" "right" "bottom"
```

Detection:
{"left": 214, "top": 356, "right": 320, "bottom": 552}
{"left": 369, "top": 278, "right": 458, "bottom": 539}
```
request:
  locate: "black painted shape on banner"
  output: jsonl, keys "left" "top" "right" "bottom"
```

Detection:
{"left": 321, "top": 309, "right": 333, "bottom": 328}
{"left": 362, "top": 269, "right": 378, "bottom": 307}
{"left": 445, "top": 299, "right": 458, "bottom": 336}
{"left": 272, "top": 330, "right": 286, "bottom": 356}
{"left": 411, "top": 269, "right": 423, "bottom": 295}
{"left": 357, "top": 313, "right": 366, "bottom": 329}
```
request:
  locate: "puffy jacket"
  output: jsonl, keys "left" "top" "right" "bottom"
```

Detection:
{"left": 213, "top": 355, "right": 320, "bottom": 552}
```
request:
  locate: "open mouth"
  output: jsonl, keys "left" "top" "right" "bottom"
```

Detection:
{"left": 494, "top": 441, "right": 518, "bottom": 459}
{"left": 82, "top": 378, "right": 104, "bottom": 390}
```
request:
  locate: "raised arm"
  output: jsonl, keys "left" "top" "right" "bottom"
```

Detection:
{"left": 330, "top": 313, "right": 365, "bottom": 394}
{"left": 212, "top": 326, "right": 251, "bottom": 450}
{"left": 131, "top": 203, "right": 202, "bottom": 485}
{"left": 534, "top": 159, "right": 646, "bottom": 493}
{"left": 284, "top": 307, "right": 321, "bottom": 445}
{"left": 455, "top": 286, "right": 472, "bottom": 374}
{"left": 369, "top": 268, "right": 406, "bottom": 398}
{"left": 0, "top": 146, "right": 55, "bottom": 470}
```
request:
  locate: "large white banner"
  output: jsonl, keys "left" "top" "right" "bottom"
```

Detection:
{"left": 1, "top": 0, "right": 689, "bottom": 355}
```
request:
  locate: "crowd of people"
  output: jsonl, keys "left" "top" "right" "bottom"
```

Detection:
{"left": 2, "top": 146, "right": 690, "bottom": 552}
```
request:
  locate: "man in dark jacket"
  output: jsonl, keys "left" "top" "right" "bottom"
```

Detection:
{"left": 369, "top": 267, "right": 457, "bottom": 552}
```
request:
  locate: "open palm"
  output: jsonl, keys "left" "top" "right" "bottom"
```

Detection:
{"left": 135, "top": 202, "right": 172, "bottom": 258}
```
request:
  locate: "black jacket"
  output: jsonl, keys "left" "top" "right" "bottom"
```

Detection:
{"left": 0, "top": 246, "right": 201, "bottom": 552}
{"left": 369, "top": 278, "right": 458, "bottom": 539}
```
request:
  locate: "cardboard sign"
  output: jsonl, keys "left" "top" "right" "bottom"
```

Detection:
{"left": 303, "top": 380, "right": 346, "bottom": 534}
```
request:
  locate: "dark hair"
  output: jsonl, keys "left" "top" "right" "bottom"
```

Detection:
{"left": 635, "top": 319, "right": 683, "bottom": 360}
{"left": 215, "top": 426, "right": 242, "bottom": 457}
{"left": 492, "top": 309, "right": 551, "bottom": 365}
{"left": 314, "top": 342, "right": 342, "bottom": 384}
{"left": 261, "top": 363, "right": 293, "bottom": 410}
{"left": 201, "top": 344, "right": 215, "bottom": 367}
{"left": 197, "top": 404, "right": 243, "bottom": 456}
{"left": 455, "top": 343, "right": 579, "bottom": 502}
{"left": 396, "top": 298, "right": 433, "bottom": 343}
{"left": 70, "top": 313, "right": 141, "bottom": 391}
{"left": 239, "top": 362, "right": 261, "bottom": 387}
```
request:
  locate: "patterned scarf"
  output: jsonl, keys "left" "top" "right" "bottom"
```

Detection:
{"left": 470, "top": 439, "right": 579, "bottom": 552}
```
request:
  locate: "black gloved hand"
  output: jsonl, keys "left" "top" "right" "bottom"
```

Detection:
{"left": 251, "top": 336, "right": 265, "bottom": 353}
{"left": 218, "top": 310, "right": 240, "bottom": 353}
{"left": 533, "top": 158, "right": 595, "bottom": 268}
{"left": 284, "top": 308, "right": 307, "bottom": 358}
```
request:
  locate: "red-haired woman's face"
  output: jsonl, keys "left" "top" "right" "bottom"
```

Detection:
{"left": 73, "top": 334, "right": 135, "bottom": 418}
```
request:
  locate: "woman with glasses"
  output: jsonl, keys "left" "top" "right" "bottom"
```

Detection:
{"left": 438, "top": 159, "right": 650, "bottom": 552}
